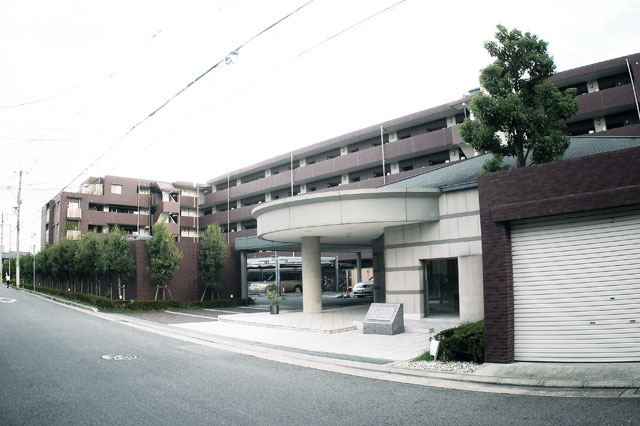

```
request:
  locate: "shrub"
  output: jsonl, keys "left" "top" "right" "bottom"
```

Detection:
{"left": 433, "top": 320, "right": 484, "bottom": 363}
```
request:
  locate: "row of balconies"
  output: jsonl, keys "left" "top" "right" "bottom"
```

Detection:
{"left": 203, "top": 125, "right": 463, "bottom": 207}
{"left": 570, "top": 84, "right": 637, "bottom": 122}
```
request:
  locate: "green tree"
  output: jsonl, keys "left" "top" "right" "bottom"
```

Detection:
{"left": 147, "top": 223, "right": 182, "bottom": 300}
{"left": 198, "top": 224, "right": 229, "bottom": 301}
{"left": 75, "top": 232, "right": 102, "bottom": 294}
{"left": 51, "top": 238, "right": 79, "bottom": 291}
{"left": 459, "top": 25, "right": 579, "bottom": 170}
{"left": 100, "top": 226, "right": 134, "bottom": 299}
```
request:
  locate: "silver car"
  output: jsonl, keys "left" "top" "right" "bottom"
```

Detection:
{"left": 352, "top": 277, "right": 374, "bottom": 298}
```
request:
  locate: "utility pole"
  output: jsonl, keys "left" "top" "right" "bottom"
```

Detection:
{"left": 16, "top": 170, "right": 22, "bottom": 289}
{"left": 1, "top": 211, "right": 4, "bottom": 281}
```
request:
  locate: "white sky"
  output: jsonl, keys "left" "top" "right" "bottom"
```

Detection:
{"left": 1, "top": 0, "right": 639, "bottom": 252}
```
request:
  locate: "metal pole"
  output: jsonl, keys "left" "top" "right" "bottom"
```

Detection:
{"left": 290, "top": 153, "right": 294, "bottom": 196}
{"left": 32, "top": 244, "right": 36, "bottom": 292}
{"left": 16, "top": 170, "right": 22, "bottom": 289}
{"left": 380, "top": 126, "right": 386, "bottom": 185}
{"left": 626, "top": 58, "right": 640, "bottom": 121}
{"left": 136, "top": 180, "right": 140, "bottom": 235}
{"left": 275, "top": 254, "right": 281, "bottom": 296}
{"left": 0, "top": 211, "right": 4, "bottom": 282}
{"left": 195, "top": 184, "right": 199, "bottom": 243}
{"left": 334, "top": 255, "right": 339, "bottom": 292}
{"left": 227, "top": 174, "right": 230, "bottom": 243}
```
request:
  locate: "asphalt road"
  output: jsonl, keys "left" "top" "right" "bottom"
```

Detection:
{"left": 1, "top": 286, "right": 639, "bottom": 426}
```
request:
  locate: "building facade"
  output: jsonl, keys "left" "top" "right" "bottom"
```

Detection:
{"left": 41, "top": 52, "right": 640, "bottom": 327}
{"left": 41, "top": 176, "right": 206, "bottom": 247}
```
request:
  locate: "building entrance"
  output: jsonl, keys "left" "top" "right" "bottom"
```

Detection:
{"left": 424, "top": 258, "right": 459, "bottom": 316}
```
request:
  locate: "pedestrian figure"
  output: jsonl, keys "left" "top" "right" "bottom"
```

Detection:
{"left": 5, "top": 273, "right": 10, "bottom": 288}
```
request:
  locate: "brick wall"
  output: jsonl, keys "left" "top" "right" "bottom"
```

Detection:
{"left": 127, "top": 239, "right": 241, "bottom": 303}
{"left": 478, "top": 145, "right": 640, "bottom": 363}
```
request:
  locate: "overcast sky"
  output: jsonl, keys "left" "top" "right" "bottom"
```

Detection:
{"left": 1, "top": 0, "right": 639, "bottom": 252}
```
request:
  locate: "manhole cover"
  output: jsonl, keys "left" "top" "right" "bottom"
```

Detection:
{"left": 101, "top": 354, "right": 138, "bottom": 361}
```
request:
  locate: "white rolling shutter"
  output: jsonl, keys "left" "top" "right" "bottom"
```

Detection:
{"left": 511, "top": 207, "right": 640, "bottom": 362}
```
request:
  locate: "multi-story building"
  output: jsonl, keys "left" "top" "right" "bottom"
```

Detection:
{"left": 41, "top": 176, "right": 206, "bottom": 247}
{"left": 202, "top": 52, "right": 640, "bottom": 264}
{"left": 41, "top": 52, "right": 640, "bottom": 296}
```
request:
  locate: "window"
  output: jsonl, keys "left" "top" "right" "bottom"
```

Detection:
{"left": 111, "top": 184, "right": 122, "bottom": 194}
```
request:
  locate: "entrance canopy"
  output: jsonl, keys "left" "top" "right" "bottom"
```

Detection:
{"left": 252, "top": 188, "right": 440, "bottom": 247}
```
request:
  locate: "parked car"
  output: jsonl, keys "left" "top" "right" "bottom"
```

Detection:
{"left": 352, "top": 277, "right": 374, "bottom": 298}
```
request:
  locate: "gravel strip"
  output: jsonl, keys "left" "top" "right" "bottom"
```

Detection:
{"left": 395, "top": 360, "right": 479, "bottom": 374}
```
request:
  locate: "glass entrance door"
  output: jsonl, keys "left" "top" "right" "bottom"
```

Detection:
{"left": 424, "top": 258, "right": 459, "bottom": 316}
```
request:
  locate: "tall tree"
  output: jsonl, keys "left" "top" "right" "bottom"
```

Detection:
{"left": 198, "top": 224, "right": 229, "bottom": 301}
{"left": 100, "top": 226, "right": 134, "bottom": 299}
{"left": 459, "top": 25, "right": 579, "bottom": 170}
{"left": 147, "top": 223, "right": 182, "bottom": 300}
{"left": 75, "top": 232, "right": 102, "bottom": 294}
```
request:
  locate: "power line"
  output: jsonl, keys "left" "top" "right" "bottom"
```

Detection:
{"left": 56, "top": 0, "right": 316, "bottom": 196}
{"left": 294, "top": 0, "right": 408, "bottom": 60}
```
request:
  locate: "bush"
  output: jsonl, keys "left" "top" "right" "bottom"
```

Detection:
{"left": 433, "top": 320, "right": 484, "bottom": 363}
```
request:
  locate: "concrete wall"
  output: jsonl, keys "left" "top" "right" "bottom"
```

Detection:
{"left": 384, "top": 188, "right": 483, "bottom": 320}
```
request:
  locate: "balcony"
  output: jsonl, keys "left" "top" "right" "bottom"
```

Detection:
{"left": 67, "top": 207, "right": 82, "bottom": 219}
{"left": 572, "top": 85, "right": 636, "bottom": 120}
{"left": 66, "top": 230, "right": 82, "bottom": 240}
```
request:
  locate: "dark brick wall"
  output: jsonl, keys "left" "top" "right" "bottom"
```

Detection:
{"left": 478, "top": 145, "right": 640, "bottom": 363}
{"left": 127, "top": 239, "right": 241, "bottom": 303}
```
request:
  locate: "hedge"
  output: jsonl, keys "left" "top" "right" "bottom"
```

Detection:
{"left": 20, "top": 284, "right": 249, "bottom": 311}
{"left": 433, "top": 320, "right": 485, "bottom": 363}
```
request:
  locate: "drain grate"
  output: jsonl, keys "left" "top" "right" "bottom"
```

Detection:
{"left": 101, "top": 354, "right": 137, "bottom": 361}
{"left": 635, "top": 388, "right": 640, "bottom": 395}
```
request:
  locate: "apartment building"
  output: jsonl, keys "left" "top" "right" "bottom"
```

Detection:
{"left": 41, "top": 52, "right": 640, "bottom": 303}
{"left": 41, "top": 176, "right": 206, "bottom": 247}
{"left": 204, "top": 52, "right": 639, "bottom": 243}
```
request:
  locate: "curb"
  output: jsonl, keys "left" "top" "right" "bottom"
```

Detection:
{"left": 19, "top": 288, "right": 99, "bottom": 313}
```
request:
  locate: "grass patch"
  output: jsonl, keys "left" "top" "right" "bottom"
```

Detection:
{"left": 412, "top": 352, "right": 434, "bottom": 362}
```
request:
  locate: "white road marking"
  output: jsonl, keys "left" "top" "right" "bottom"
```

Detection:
{"left": 203, "top": 308, "right": 247, "bottom": 315}
{"left": 0, "top": 297, "right": 17, "bottom": 303}
{"left": 164, "top": 311, "right": 218, "bottom": 320}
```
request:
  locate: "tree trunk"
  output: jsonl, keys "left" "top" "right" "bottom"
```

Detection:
{"left": 117, "top": 277, "right": 122, "bottom": 300}
{"left": 200, "top": 287, "right": 207, "bottom": 302}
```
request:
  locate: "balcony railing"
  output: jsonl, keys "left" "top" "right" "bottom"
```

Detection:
{"left": 67, "top": 207, "right": 82, "bottom": 219}
{"left": 66, "top": 230, "right": 82, "bottom": 240}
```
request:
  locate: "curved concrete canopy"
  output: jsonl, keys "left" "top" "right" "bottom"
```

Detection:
{"left": 252, "top": 188, "right": 440, "bottom": 246}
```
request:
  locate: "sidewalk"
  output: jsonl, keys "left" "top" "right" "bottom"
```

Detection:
{"left": 157, "top": 304, "right": 640, "bottom": 395}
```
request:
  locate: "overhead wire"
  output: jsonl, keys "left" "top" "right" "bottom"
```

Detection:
{"left": 123, "top": 0, "right": 409, "bottom": 163}
{"left": 56, "top": 0, "right": 316, "bottom": 196}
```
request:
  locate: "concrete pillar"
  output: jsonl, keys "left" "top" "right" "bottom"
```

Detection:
{"left": 458, "top": 255, "right": 484, "bottom": 323}
{"left": 587, "top": 79, "right": 599, "bottom": 93}
{"left": 240, "top": 251, "right": 248, "bottom": 300}
{"left": 446, "top": 116, "right": 456, "bottom": 128}
{"left": 299, "top": 158, "right": 306, "bottom": 167}
{"left": 264, "top": 169, "right": 271, "bottom": 177}
{"left": 340, "top": 147, "right": 348, "bottom": 156}
{"left": 300, "top": 184, "right": 307, "bottom": 194}
{"left": 265, "top": 193, "right": 272, "bottom": 202}
{"left": 449, "top": 148, "right": 460, "bottom": 162}
{"left": 356, "top": 252, "right": 362, "bottom": 283}
{"left": 341, "top": 174, "right": 349, "bottom": 185}
{"left": 390, "top": 162, "right": 400, "bottom": 174}
{"left": 301, "top": 236, "right": 322, "bottom": 313}
{"left": 389, "top": 132, "right": 398, "bottom": 143}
